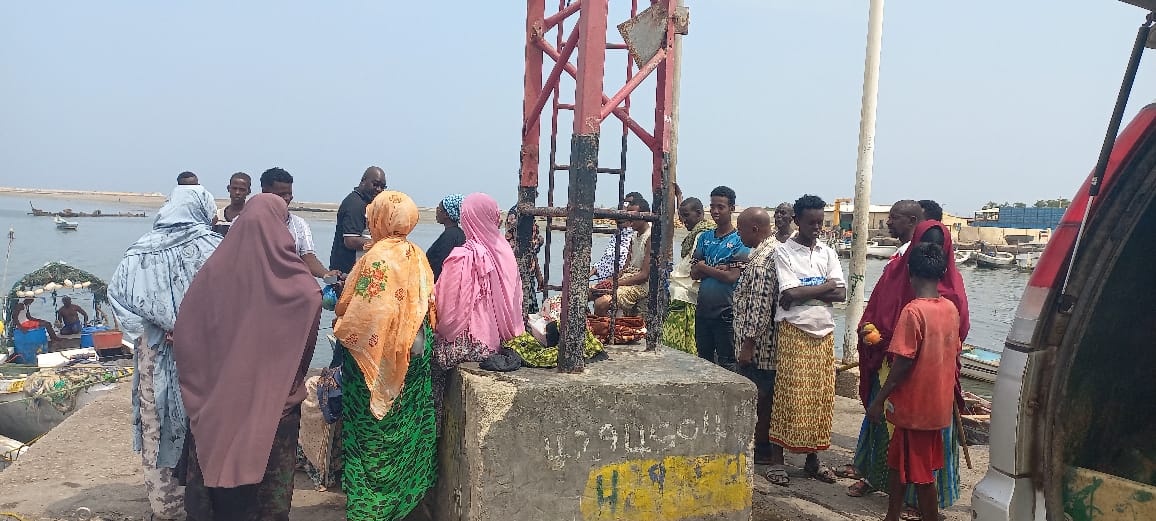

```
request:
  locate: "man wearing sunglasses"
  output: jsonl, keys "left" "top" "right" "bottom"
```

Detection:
{"left": 329, "top": 166, "right": 387, "bottom": 275}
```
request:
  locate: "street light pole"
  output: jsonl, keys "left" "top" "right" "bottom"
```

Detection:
{"left": 844, "top": 0, "right": 885, "bottom": 365}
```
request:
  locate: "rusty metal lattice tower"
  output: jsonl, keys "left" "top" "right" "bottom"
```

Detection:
{"left": 517, "top": 0, "right": 686, "bottom": 372}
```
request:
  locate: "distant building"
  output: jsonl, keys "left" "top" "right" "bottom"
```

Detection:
{"left": 823, "top": 204, "right": 892, "bottom": 233}
{"left": 970, "top": 206, "right": 1066, "bottom": 230}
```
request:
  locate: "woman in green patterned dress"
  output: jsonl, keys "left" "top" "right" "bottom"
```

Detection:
{"left": 334, "top": 191, "right": 438, "bottom": 521}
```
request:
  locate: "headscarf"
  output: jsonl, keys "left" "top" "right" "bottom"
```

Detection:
{"left": 173, "top": 194, "right": 322, "bottom": 488}
{"left": 856, "top": 220, "right": 970, "bottom": 404}
{"left": 435, "top": 193, "right": 525, "bottom": 349}
{"left": 335, "top": 191, "right": 434, "bottom": 419}
{"left": 108, "top": 185, "right": 222, "bottom": 470}
{"left": 681, "top": 219, "right": 716, "bottom": 259}
{"left": 442, "top": 194, "right": 464, "bottom": 223}
{"left": 110, "top": 185, "right": 220, "bottom": 340}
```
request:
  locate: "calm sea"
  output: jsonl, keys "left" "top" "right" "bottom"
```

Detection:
{"left": 0, "top": 195, "right": 1028, "bottom": 381}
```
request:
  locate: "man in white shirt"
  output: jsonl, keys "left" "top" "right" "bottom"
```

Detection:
{"left": 259, "top": 167, "right": 341, "bottom": 280}
{"left": 768, "top": 194, "right": 846, "bottom": 484}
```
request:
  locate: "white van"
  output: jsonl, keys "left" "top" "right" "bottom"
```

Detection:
{"left": 974, "top": 4, "right": 1156, "bottom": 518}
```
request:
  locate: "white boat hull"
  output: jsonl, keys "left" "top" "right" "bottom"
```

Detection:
{"left": 975, "top": 252, "right": 1016, "bottom": 268}
{"left": 866, "top": 244, "right": 897, "bottom": 259}
{"left": 960, "top": 346, "right": 1001, "bottom": 383}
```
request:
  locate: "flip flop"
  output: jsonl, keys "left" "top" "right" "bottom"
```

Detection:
{"left": 900, "top": 507, "right": 922, "bottom": 521}
{"left": 846, "top": 479, "right": 874, "bottom": 497}
{"left": 765, "top": 465, "right": 790, "bottom": 486}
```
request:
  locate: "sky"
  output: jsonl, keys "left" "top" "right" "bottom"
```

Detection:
{"left": 3, "top": 1, "right": 1156, "bottom": 217}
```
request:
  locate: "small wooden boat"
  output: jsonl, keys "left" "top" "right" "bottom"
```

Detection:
{"left": 866, "top": 241, "right": 898, "bottom": 259}
{"left": 960, "top": 391, "right": 992, "bottom": 445}
{"left": 955, "top": 250, "right": 976, "bottom": 265}
{"left": 961, "top": 344, "right": 1001, "bottom": 383}
{"left": 53, "top": 216, "right": 78, "bottom": 230}
{"left": 975, "top": 251, "right": 1016, "bottom": 268}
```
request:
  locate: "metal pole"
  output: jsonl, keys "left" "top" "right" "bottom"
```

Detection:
{"left": 558, "top": 0, "right": 608, "bottom": 373}
{"left": 1060, "top": 15, "right": 1152, "bottom": 296}
{"left": 843, "top": 0, "right": 885, "bottom": 365}
{"left": 668, "top": 3, "right": 683, "bottom": 191}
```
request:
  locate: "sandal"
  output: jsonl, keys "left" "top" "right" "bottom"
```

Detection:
{"left": 765, "top": 465, "right": 790, "bottom": 486}
{"left": 806, "top": 463, "right": 838, "bottom": 484}
{"left": 900, "top": 507, "right": 922, "bottom": 521}
{"left": 846, "top": 479, "right": 874, "bottom": 497}
{"left": 834, "top": 464, "right": 862, "bottom": 479}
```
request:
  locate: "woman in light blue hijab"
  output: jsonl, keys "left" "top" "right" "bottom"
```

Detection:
{"left": 109, "top": 185, "right": 222, "bottom": 521}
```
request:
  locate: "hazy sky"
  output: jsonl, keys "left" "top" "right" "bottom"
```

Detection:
{"left": 3, "top": 1, "right": 1156, "bottom": 216}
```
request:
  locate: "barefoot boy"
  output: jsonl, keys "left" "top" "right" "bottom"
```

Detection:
{"left": 867, "top": 242, "right": 962, "bottom": 521}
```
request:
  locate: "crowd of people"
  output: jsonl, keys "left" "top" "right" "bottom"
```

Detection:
{"left": 654, "top": 188, "right": 970, "bottom": 521}
{"left": 107, "top": 170, "right": 969, "bottom": 521}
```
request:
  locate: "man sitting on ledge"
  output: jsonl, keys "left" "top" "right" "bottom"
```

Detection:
{"left": 593, "top": 196, "right": 652, "bottom": 317}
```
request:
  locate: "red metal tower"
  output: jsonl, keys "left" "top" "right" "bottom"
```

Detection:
{"left": 516, "top": 0, "right": 685, "bottom": 372}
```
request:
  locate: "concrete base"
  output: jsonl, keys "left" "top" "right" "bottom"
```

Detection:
{"left": 432, "top": 345, "right": 756, "bottom": 521}
{"left": 834, "top": 367, "right": 861, "bottom": 402}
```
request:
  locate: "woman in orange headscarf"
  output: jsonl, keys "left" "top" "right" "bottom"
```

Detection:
{"left": 333, "top": 191, "right": 437, "bottom": 521}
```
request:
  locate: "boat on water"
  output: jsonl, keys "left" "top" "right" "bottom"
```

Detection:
{"left": 1015, "top": 252, "right": 1042, "bottom": 272}
{"left": 955, "top": 250, "right": 977, "bottom": 265}
{"left": 961, "top": 344, "right": 1001, "bottom": 383}
{"left": 975, "top": 251, "right": 1016, "bottom": 268}
{"left": 833, "top": 240, "right": 895, "bottom": 259}
{"left": 865, "top": 241, "right": 897, "bottom": 259}
{"left": 53, "top": 216, "right": 78, "bottom": 231}
{"left": 1, "top": 262, "right": 133, "bottom": 445}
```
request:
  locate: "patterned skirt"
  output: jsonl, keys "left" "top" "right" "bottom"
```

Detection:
{"left": 342, "top": 343, "right": 437, "bottom": 521}
{"left": 768, "top": 322, "right": 835, "bottom": 453}
{"left": 661, "top": 300, "right": 698, "bottom": 355}
{"left": 852, "top": 362, "right": 961, "bottom": 508}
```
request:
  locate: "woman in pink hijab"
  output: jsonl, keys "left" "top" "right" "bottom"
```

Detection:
{"left": 432, "top": 193, "right": 525, "bottom": 420}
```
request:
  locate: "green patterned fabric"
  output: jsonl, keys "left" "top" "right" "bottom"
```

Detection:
{"left": 504, "top": 327, "right": 604, "bottom": 368}
{"left": 661, "top": 299, "right": 698, "bottom": 355}
{"left": 342, "top": 328, "right": 437, "bottom": 521}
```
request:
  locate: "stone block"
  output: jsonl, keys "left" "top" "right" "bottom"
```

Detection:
{"left": 432, "top": 346, "right": 756, "bottom": 521}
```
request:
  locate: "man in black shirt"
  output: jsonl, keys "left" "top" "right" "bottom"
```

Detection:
{"left": 329, "top": 166, "right": 387, "bottom": 274}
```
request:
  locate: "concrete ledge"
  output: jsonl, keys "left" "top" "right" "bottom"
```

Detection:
{"left": 433, "top": 345, "right": 757, "bottom": 521}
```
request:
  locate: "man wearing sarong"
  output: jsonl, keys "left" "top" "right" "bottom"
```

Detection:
{"left": 844, "top": 199, "right": 970, "bottom": 518}
{"left": 769, "top": 194, "right": 845, "bottom": 484}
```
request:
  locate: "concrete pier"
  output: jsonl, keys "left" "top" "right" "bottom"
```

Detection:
{"left": 431, "top": 346, "right": 757, "bottom": 521}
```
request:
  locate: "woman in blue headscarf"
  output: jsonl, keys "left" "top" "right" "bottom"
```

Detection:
{"left": 426, "top": 194, "right": 466, "bottom": 281}
{"left": 109, "top": 185, "right": 222, "bottom": 521}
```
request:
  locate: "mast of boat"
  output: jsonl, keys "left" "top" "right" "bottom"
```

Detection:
{"left": 843, "top": 0, "right": 886, "bottom": 365}
{"left": 1, "top": 228, "right": 12, "bottom": 336}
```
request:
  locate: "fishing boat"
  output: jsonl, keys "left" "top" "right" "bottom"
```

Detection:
{"left": 865, "top": 241, "right": 898, "bottom": 259}
{"left": 1015, "top": 252, "right": 1041, "bottom": 272}
{"left": 1, "top": 262, "right": 134, "bottom": 445}
{"left": 975, "top": 251, "right": 1016, "bottom": 268}
{"left": 53, "top": 216, "right": 78, "bottom": 231}
{"left": 961, "top": 344, "right": 1001, "bottom": 383}
{"left": 955, "top": 250, "right": 976, "bottom": 265}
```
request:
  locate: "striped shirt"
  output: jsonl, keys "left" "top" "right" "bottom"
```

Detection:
{"left": 733, "top": 236, "right": 781, "bottom": 370}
